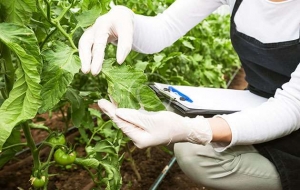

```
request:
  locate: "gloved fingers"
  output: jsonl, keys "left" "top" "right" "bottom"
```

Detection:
{"left": 110, "top": 118, "right": 150, "bottom": 147}
{"left": 78, "top": 27, "right": 94, "bottom": 74}
{"left": 115, "top": 19, "right": 133, "bottom": 64}
{"left": 98, "top": 99, "right": 136, "bottom": 132}
{"left": 98, "top": 99, "right": 117, "bottom": 119}
{"left": 114, "top": 120, "right": 153, "bottom": 149}
{"left": 98, "top": 99, "right": 150, "bottom": 148}
{"left": 105, "top": 5, "right": 134, "bottom": 64}
{"left": 115, "top": 108, "right": 153, "bottom": 131}
{"left": 98, "top": 99, "right": 141, "bottom": 131}
{"left": 108, "top": 95, "right": 118, "bottom": 107}
{"left": 91, "top": 31, "right": 109, "bottom": 75}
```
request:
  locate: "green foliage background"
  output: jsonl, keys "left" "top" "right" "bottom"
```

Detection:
{"left": 116, "top": 0, "right": 239, "bottom": 88}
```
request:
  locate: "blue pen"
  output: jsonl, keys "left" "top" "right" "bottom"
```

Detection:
{"left": 168, "top": 86, "right": 193, "bottom": 103}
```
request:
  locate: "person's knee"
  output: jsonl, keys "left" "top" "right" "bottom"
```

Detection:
{"left": 174, "top": 143, "right": 282, "bottom": 190}
{"left": 174, "top": 142, "right": 225, "bottom": 187}
{"left": 175, "top": 142, "right": 211, "bottom": 162}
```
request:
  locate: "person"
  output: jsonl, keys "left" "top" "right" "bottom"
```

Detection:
{"left": 78, "top": 0, "right": 300, "bottom": 189}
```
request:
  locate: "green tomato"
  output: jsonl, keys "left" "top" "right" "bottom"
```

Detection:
{"left": 31, "top": 176, "right": 46, "bottom": 188}
{"left": 48, "top": 134, "right": 66, "bottom": 146}
{"left": 54, "top": 148, "right": 76, "bottom": 165}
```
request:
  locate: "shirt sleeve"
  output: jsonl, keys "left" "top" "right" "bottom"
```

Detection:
{"left": 132, "top": 0, "right": 225, "bottom": 54}
{"left": 212, "top": 63, "right": 300, "bottom": 152}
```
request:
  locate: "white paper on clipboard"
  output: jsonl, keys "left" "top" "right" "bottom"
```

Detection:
{"left": 152, "top": 82, "right": 267, "bottom": 115}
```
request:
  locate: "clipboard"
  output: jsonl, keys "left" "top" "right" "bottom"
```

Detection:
{"left": 150, "top": 82, "right": 268, "bottom": 116}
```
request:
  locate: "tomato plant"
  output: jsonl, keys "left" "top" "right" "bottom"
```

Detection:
{"left": 0, "top": 0, "right": 164, "bottom": 188}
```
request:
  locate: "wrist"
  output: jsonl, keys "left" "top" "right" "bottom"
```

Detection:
{"left": 208, "top": 117, "right": 232, "bottom": 143}
{"left": 183, "top": 116, "right": 213, "bottom": 145}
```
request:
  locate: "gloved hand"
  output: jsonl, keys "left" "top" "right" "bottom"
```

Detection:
{"left": 98, "top": 99, "right": 213, "bottom": 149}
{"left": 78, "top": 6, "right": 134, "bottom": 75}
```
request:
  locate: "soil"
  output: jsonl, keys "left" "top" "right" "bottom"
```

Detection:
{"left": 0, "top": 68, "right": 248, "bottom": 190}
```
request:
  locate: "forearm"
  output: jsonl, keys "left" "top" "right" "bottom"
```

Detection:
{"left": 213, "top": 64, "right": 300, "bottom": 151}
{"left": 132, "top": 0, "right": 223, "bottom": 54}
{"left": 206, "top": 63, "right": 300, "bottom": 151}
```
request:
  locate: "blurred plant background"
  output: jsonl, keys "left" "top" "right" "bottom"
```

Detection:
{"left": 76, "top": 0, "right": 239, "bottom": 94}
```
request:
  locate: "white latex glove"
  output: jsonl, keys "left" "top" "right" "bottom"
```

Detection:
{"left": 98, "top": 99, "right": 212, "bottom": 149}
{"left": 78, "top": 6, "right": 134, "bottom": 75}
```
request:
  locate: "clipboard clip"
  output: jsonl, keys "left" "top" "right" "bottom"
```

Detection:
{"left": 164, "top": 86, "right": 193, "bottom": 103}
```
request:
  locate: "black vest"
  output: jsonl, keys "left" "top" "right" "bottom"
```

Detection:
{"left": 230, "top": 0, "right": 300, "bottom": 189}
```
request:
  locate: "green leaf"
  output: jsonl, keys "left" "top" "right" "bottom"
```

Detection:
{"left": 94, "top": 140, "right": 117, "bottom": 155}
{"left": 0, "top": 23, "right": 42, "bottom": 151}
{"left": 153, "top": 54, "right": 165, "bottom": 63}
{"left": 102, "top": 59, "right": 165, "bottom": 111}
{"left": 98, "top": 121, "right": 116, "bottom": 140}
{"left": 65, "top": 88, "right": 86, "bottom": 127}
{"left": 78, "top": 127, "right": 89, "bottom": 143}
{"left": 98, "top": 160, "right": 122, "bottom": 189}
{"left": 182, "top": 40, "right": 194, "bottom": 49}
{"left": 39, "top": 42, "right": 80, "bottom": 113}
{"left": 135, "top": 60, "right": 149, "bottom": 71}
{"left": 88, "top": 107, "right": 102, "bottom": 118}
{"left": 28, "top": 123, "right": 50, "bottom": 132}
{"left": 81, "top": 0, "right": 101, "bottom": 11}
{"left": 74, "top": 157, "right": 100, "bottom": 169}
{"left": 0, "top": 0, "right": 36, "bottom": 25}
{"left": 0, "top": 129, "right": 21, "bottom": 168}
{"left": 76, "top": 8, "right": 101, "bottom": 28}
{"left": 138, "top": 85, "right": 166, "bottom": 111}
{"left": 65, "top": 88, "right": 82, "bottom": 110}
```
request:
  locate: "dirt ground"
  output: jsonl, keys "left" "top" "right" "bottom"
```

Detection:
{"left": 0, "top": 68, "right": 247, "bottom": 190}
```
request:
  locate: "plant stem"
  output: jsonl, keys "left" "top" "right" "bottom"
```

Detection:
{"left": 45, "top": 0, "right": 51, "bottom": 20}
{"left": 36, "top": 0, "right": 49, "bottom": 23}
{"left": 54, "top": 21, "right": 78, "bottom": 50}
{"left": 2, "top": 143, "right": 27, "bottom": 151}
{"left": 59, "top": 107, "right": 69, "bottom": 132}
{"left": 54, "top": 3, "right": 72, "bottom": 22}
{"left": 28, "top": 122, "right": 51, "bottom": 133}
{"left": 86, "top": 120, "right": 113, "bottom": 147}
{"left": 125, "top": 144, "right": 141, "bottom": 181}
{"left": 41, "top": 147, "right": 55, "bottom": 169}
{"left": 22, "top": 122, "right": 41, "bottom": 171}
{"left": 36, "top": 0, "right": 78, "bottom": 50}
{"left": 40, "top": 28, "right": 57, "bottom": 49}
{"left": 146, "top": 147, "right": 152, "bottom": 158}
{"left": 131, "top": 52, "right": 140, "bottom": 60}
{"left": 84, "top": 166, "right": 98, "bottom": 184}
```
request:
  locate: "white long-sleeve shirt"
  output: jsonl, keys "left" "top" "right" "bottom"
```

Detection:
{"left": 132, "top": 0, "right": 300, "bottom": 150}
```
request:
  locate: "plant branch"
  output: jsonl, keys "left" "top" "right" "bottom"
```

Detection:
{"left": 41, "top": 147, "right": 55, "bottom": 169}
{"left": 36, "top": 0, "right": 78, "bottom": 50}
{"left": 59, "top": 107, "right": 69, "bottom": 132}
{"left": 29, "top": 122, "right": 51, "bottom": 133}
{"left": 54, "top": 21, "right": 78, "bottom": 50}
{"left": 54, "top": 3, "right": 72, "bottom": 23}
{"left": 45, "top": 0, "right": 51, "bottom": 20}
{"left": 36, "top": 0, "right": 51, "bottom": 25}
{"left": 87, "top": 120, "right": 113, "bottom": 147}
{"left": 2, "top": 143, "right": 27, "bottom": 151}
{"left": 84, "top": 166, "right": 98, "bottom": 184}
{"left": 125, "top": 144, "right": 141, "bottom": 181}
{"left": 22, "top": 122, "right": 41, "bottom": 171}
{"left": 40, "top": 27, "right": 57, "bottom": 49}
